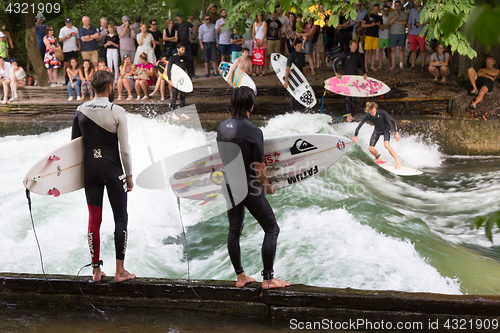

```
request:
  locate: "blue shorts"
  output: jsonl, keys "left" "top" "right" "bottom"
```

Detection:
{"left": 304, "top": 39, "right": 313, "bottom": 54}
{"left": 202, "top": 42, "right": 217, "bottom": 62}
{"left": 219, "top": 43, "right": 231, "bottom": 56}
{"left": 390, "top": 34, "right": 406, "bottom": 48}
{"left": 231, "top": 51, "right": 242, "bottom": 61}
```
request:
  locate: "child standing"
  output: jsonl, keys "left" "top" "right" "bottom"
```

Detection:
{"left": 78, "top": 59, "right": 94, "bottom": 101}
{"left": 295, "top": 14, "right": 306, "bottom": 51}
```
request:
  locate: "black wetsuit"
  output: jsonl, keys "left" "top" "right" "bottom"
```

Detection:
{"left": 167, "top": 52, "right": 188, "bottom": 108}
{"left": 286, "top": 51, "right": 306, "bottom": 111}
{"left": 333, "top": 50, "right": 366, "bottom": 114}
{"left": 216, "top": 115, "right": 279, "bottom": 280}
{"left": 354, "top": 108, "right": 398, "bottom": 146}
{"left": 71, "top": 97, "right": 132, "bottom": 265}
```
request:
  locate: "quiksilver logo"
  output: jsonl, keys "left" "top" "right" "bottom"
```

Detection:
{"left": 290, "top": 139, "right": 317, "bottom": 155}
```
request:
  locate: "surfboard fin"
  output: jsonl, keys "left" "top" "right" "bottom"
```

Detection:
{"left": 48, "top": 155, "right": 60, "bottom": 161}
{"left": 48, "top": 188, "right": 61, "bottom": 197}
{"left": 32, "top": 176, "right": 42, "bottom": 183}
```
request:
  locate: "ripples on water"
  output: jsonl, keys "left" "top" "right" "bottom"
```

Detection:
{"left": 2, "top": 112, "right": 500, "bottom": 296}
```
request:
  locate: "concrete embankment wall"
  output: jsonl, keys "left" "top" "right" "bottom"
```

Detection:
{"left": 399, "top": 118, "right": 500, "bottom": 156}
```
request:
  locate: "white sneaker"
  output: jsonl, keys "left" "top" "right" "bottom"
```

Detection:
{"left": 8, "top": 95, "right": 17, "bottom": 102}
{"left": 160, "top": 97, "right": 165, "bottom": 101}
{"left": 50, "top": 82, "right": 56, "bottom": 87}
{"left": 76, "top": 96, "right": 81, "bottom": 101}
{"left": 68, "top": 96, "right": 74, "bottom": 101}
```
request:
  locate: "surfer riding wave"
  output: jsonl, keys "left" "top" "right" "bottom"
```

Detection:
{"left": 353, "top": 102, "right": 402, "bottom": 169}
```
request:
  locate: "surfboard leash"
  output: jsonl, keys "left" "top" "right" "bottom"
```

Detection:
{"left": 319, "top": 88, "right": 327, "bottom": 114}
{"left": 25, "top": 189, "right": 68, "bottom": 309}
{"left": 76, "top": 262, "right": 105, "bottom": 315}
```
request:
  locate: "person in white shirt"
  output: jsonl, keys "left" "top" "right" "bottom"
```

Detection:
{"left": 58, "top": 17, "right": 80, "bottom": 72}
{"left": 0, "top": 57, "right": 12, "bottom": 104}
{"left": 7, "top": 59, "right": 26, "bottom": 102}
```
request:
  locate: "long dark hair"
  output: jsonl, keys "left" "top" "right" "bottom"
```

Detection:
{"left": 289, "top": 12, "right": 296, "bottom": 32}
{"left": 231, "top": 87, "right": 255, "bottom": 119}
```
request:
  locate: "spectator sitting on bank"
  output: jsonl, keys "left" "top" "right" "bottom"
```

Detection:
{"left": 134, "top": 52, "right": 154, "bottom": 100}
{"left": 428, "top": 44, "right": 449, "bottom": 82}
{"left": 43, "top": 25, "right": 62, "bottom": 86}
{"left": 134, "top": 23, "right": 156, "bottom": 65}
{"left": 59, "top": 17, "right": 80, "bottom": 73}
{"left": 117, "top": 16, "right": 137, "bottom": 61}
{"left": 7, "top": 59, "right": 26, "bottom": 102}
{"left": 230, "top": 28, "right": 244, "bottom": 62}
{"left": 66, "top": 57, "right": 82, "bottom": 101}
{"left": 0, "top": 32, "right": 8, "bottom": 61}
{"left": 78, "top": 59, "right": 94, "bottom": 101}
{"left": 35, "top": 13, "right": 47, "bottom": 59}
{"left": 97, "top": 57, "right": 111, "bottom": 73}
{"left": 117, "top": 54, "right": 135, "bottom": 101}
{"left": 0, "top": 57, "right": 12, "bottom": 104}
{"left": 468, "top": 56, "right": 500, "bottom": 109}
{"left": 104, "top": 24, "right": 120, "bottom": 86}
{"left": 149, "top": 55, "right": 170, "bottom": 101}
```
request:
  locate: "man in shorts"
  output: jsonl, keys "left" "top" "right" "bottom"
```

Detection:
{"left": 388, "top": 0, "right": 408, "bottom": 69}
{"left": 59, "top": 17, "right": 80, "bottom": 73}
{"left": 216, "top": 9, "right": 232, "bottom": 63}
{"left": 198, "top": 14, "right": 219, "bottom": 77}
{"left": 266, "top": 11, "right": 282, "bottom": 74}
{"left": 468, "top": 57, "right": 500, "bottom": 109}
{"left": 79, "top": 16, "right": 100, "bottom": 69}
{"left": 378, "top": 5, "right": 392, "bottom": 69}
{"left": 407, "top": 1, "right": 426, "bottom": 71}
{"left": 361, "top": 4, "right": 383, "bottom": 72}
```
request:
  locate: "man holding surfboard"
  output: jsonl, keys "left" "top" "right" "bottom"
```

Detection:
{"left": 72, "top": 70, "right": 136, "bottom": 283}
{"left": 353, "top": 102, "right": 402, "bottom": 169}
{"left": 167, "top": 43, "right": 188, "bottom": 109}
{"left": 216, "top": 87, "right": 290, "bottom": 289}
{"left": 284, "top": 39, "right": 307, "bottom": 111}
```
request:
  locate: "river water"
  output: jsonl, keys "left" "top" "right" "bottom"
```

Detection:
{"left": 2, "top": 112, "right": 500, "bottom": 306}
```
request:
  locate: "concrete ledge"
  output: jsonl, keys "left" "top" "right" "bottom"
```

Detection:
{"left": 2, "top": 273, "right": 500, "bottom": 324}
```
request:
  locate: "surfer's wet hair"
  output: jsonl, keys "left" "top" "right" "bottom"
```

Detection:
{"left": 231, "top": 86, "right": 255, "bottom": 119}
{"left": 91, "top": 70, "right": 114, "bottom": 94}
{"left": 365, "top": 102, "right": 378, "bottom": 112}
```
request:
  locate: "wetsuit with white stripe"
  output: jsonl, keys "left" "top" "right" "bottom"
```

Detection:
{"left": 354, "top": 108, "right": 398, "bottom": 146}
{"left": 71, "top": 97, "right": 132, "bottom": 264}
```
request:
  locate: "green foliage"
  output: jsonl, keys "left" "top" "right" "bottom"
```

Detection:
{"left": 463, "top": 5, "right": 500, "bottom": 48}
{"left": 474, "top": 211, "right": 500, "bottom": 242}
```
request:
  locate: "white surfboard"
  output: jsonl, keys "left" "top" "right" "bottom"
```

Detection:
{"left": 324, "top": 75, "right": 391, "bottom": 97}
{"left": 138, "top": 134, "right": 351, "bottom": 204}
{"left": 218, "top": 62, "right": 257, "bottom": 96}
{"left": 23, "top": 137, "right": 84, "bottom": 197}
{"left": 375, "top": 160, "right": 423, "bottom": 176}
{"left": 271, "top": 53, "right": 317, "bottom": 109}
{"left": 171, "top": 63, "right": 193, "bottom": 93}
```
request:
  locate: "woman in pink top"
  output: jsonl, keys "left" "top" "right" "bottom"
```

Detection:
{"left": 134, "top": 52, "right": 154, "bottom": 100}
{"left": 296, "top": 17, "right": 317, "bottom": 76}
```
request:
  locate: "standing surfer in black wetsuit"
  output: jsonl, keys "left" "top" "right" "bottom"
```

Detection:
{"left": 353, "top": 101, "right": 402, "bottom": 169}
{"left": 167, "top": 42, "right": 188, "bottom": 110}
{"left": 333, "top": 40, "right": 367, "bottom": 114}
{"left": 216, "top": 86, "right": 290, "bottom": 289}
{"left": 71, "top": 70, "right": 136, "bottom": 282}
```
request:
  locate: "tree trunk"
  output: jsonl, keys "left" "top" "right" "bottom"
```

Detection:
{"left": 24, "top": 0, "right": 49, "bottom": 87}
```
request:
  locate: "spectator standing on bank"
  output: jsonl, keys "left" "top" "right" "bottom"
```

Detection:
{"left": 0, "top": 32, "right": 8, "bottom": 61}
{"left": 337, "top": 9, "right": 352, "bottom": 53}
{"left": 132, "top": 16, "right": 142, "bottom": 36}
{"left": 296, "top": 18, "right": 317, "bottom": 76}
{"left": 163, "top": 19, "right": 178, "bottom": 57}
{"left": 0, "top": 57, "right": 12, "bottom": 104}
{"left": 198, "top": 14, "right": 219, "bottom": 77}
{"left": 148, "top": 19, "right": 162, "bottom": 64}
{"left": 96, "top": 17, "right": 109, "bottom": 64}
{"left": 43, "top": 25, "right": 62, "bottom": 86}
{"left": 378, "top": 5, "right": 392, "bottom": 69}
{"left": 0, "top": 21, "right": 14, "bottom": 53}
{"left": 35, "top": 13, "right": 47, "bottom": 60}
{"left": 59, "top": 17, "right": 80, "bottom": 73}
{"left": 276, "top": 5, "right": 290, "bottom": 55}
{"left": 117, "top": 16, "right": 137, "bottom": 61}
{"left": 316, "top": 4, "right": 328, "bottom": 69}
{"left": 206, "top": 3, "right": 219, "bottom": 25}
{"left": 361, "top": 4, "right": 383, "bottom": 72}
{"left": 134, "top": 23, "right": 156, "bottom": 66}
{"left": 230, "top": 29, "right": 244, "bottom": 62}
{"left": 175, "top": 13, "right": 195, "bottom": 78}
{"left": 216, "top": 9, "right": 232, "bottom": 64}
{"left": 104, "top": 24, "right": 120, "bottom": 84}
{"left": 407, "top": 1, "right": 426, "bottom": 71}
{"left": 266, "top": 11, "right": 282, "bottom": 73}
{"left": 188, "top": 13, "right": 200, "bottom": 76}
{"left": 351, "top": 1, "right": 368, "bottom": 51}
{"left": 252, "top": 12, "right": 267, "bottom": 76}
{"left": 79, "top": 16, "right": 100, "bottom": 69}
{"left": 285, "top": 12, "right": 296, "bottom": 55}
{"left": 388, "top": 0, "right": 408, "bottom": 69}
{"left": 242, "top": 12, "right": 254, "bottom": 57}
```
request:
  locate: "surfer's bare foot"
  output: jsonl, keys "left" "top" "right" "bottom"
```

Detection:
{"left": 395, "top": 161, "right": 402, "bottom": 169}
{"left": 236, "top": 272, "right": 256, "bottom": 288}
{"left": 262, "top": 278, "right": 290, "bottom": 289}
{"left": 115, "top": 269, "right": 136, "bottom": 282}
{"left": 92, "top": 267, "right": 106, "bottom": 282}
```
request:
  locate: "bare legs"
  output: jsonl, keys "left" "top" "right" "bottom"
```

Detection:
{"left": 390, "top": 46, "right": 404, "bottom": 69}
{"left": 369, "top": 141, "right": 401, "bottom": 169}
{"left": 135, "top": 79, "right": 149, "bottom": 99}
{"left": 428, "top": 65, "right": 449, "bottom": 82}
{"left": 92, "top": 260, "right": 136, "bottom": 283}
